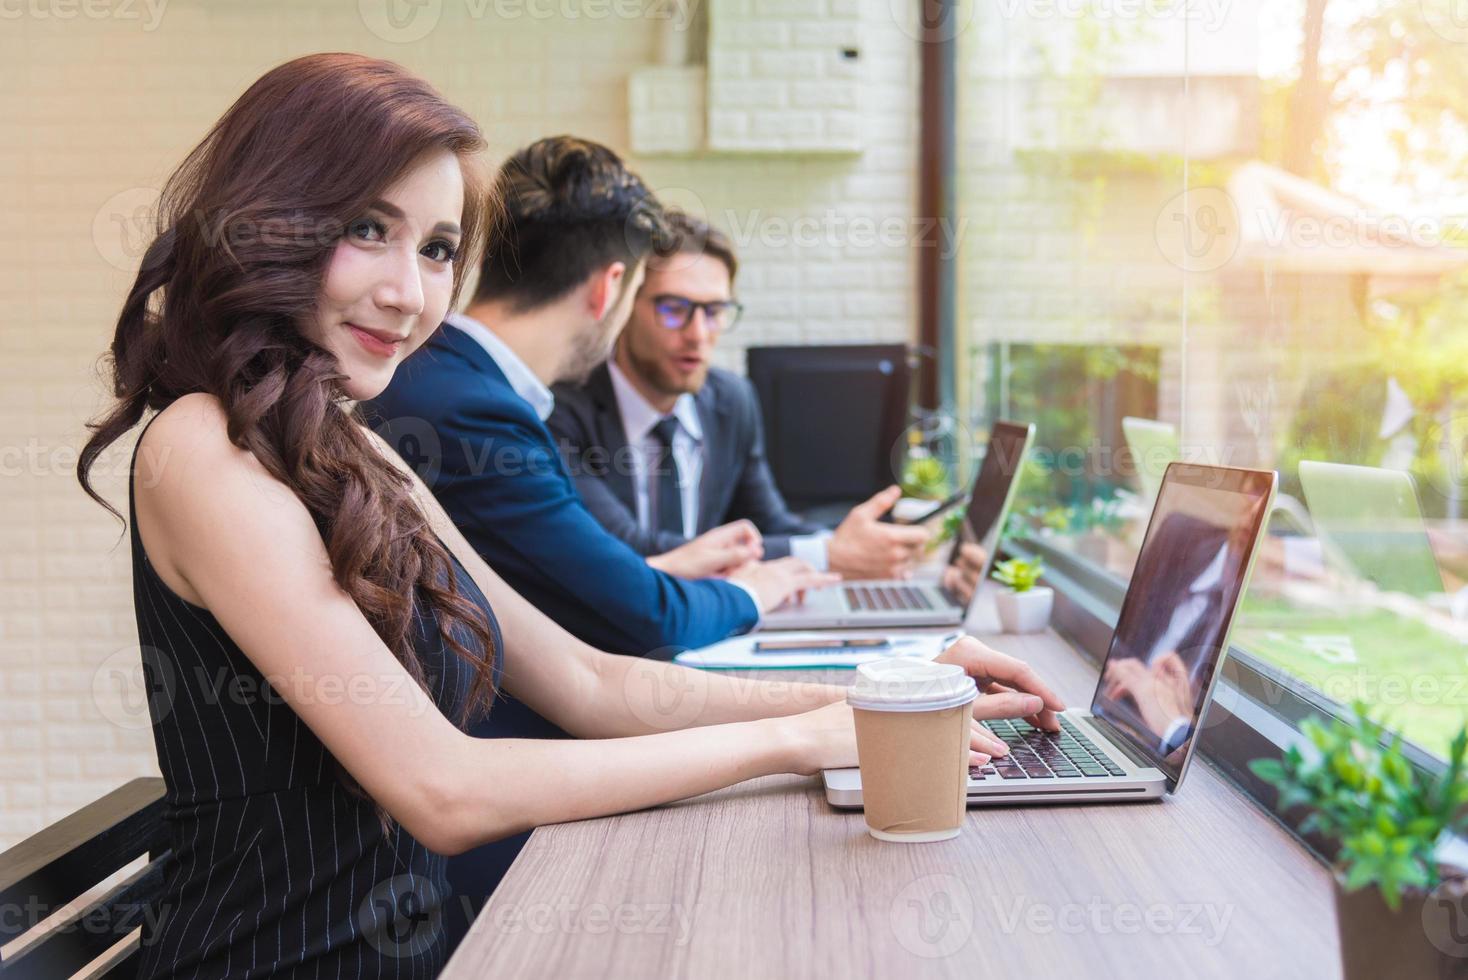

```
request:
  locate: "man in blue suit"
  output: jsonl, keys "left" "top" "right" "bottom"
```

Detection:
{"left": 362, "top": 137, "right": 832, "bottom": 944}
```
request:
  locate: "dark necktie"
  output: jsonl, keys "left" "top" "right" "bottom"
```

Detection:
{"left": 650, "top": 416, "right": 684, "bottom": 537}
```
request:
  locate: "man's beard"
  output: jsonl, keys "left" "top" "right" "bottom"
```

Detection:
{"left": 628, "top": 339, "right": 704, "bottom": 398}
{"left": 560, "top": 316, "right": 620, "bottom": 385}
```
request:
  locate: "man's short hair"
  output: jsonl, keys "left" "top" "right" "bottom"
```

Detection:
{"left": 652, "top": 209, "right": 739, "bottom": 285}
{"left": 475, "top": 135, "right": 666, "bottom": 310}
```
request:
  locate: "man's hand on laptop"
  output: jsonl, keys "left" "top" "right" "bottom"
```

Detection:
{"left": 940, "top": 542, "right": 989, "bottom": 605}
{"left": 729, "top": 556, "right": 840, "bottom": 612}
{"left": 936, "top": 635, "right": 1066, "bottom": 732}
{"left": 827, "top": 485, "right": 931, "bottom": 580}
{"left": 648, "top": 520, "right": 764, "bottom": 579}
{"left": 1102, "top": 652, "right": 1192, "bottom": 737}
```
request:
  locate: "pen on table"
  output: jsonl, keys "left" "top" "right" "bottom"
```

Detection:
{"left": 750, "top": 638, "right": 890, "bottom": 656}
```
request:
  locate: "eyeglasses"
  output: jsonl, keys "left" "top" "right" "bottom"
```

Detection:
{"left": 649, "top": 294, "right": 744, "bottom": 334}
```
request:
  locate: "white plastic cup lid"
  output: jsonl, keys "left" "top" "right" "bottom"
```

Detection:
{"left": 846, "top": 657, "right": 978, "bottom": 712}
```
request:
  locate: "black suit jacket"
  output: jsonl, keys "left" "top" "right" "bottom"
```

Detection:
{"left": 548, "top": 363, "right": 822, "bottom": 559}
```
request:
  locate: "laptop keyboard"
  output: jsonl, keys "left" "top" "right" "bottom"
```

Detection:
{"left": 845, "top": 585, "right": 933, "bottom": 612}
{"left": 969, "top": 716, "right": 1127, "bottom": 781}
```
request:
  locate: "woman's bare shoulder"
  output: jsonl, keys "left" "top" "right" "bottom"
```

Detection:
{"left": 136, "top": 392, "right": 301, "bottom": 520}
{"left": 137, "top": 392, "right": 238, "bottom": 478}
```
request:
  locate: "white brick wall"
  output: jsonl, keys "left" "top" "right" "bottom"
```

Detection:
{"left": 0, "top": 0, "right": 919, "bottom": 848}
{"left": 706, "top": 0, "right": 865, "bottom": 151}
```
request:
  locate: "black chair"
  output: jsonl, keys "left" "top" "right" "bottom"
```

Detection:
{"left": 0, "top": 778, "right": 168, "bottom": 978}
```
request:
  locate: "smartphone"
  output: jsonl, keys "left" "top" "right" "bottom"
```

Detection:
{"left": 880, "top": 490, "right": 967, "bottom": 525}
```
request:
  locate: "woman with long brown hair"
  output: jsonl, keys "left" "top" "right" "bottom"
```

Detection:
{"left": 80, "top": 52, "right": 1064, "bottom": 977}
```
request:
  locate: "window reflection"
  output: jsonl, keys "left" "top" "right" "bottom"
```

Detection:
{"left": 958, "top": 0, "right": 1468, "bottom": 759}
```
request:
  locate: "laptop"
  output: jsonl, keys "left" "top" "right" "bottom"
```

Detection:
{"left": 1121, "top": 416, "right": 1180, "bottom": 505}
{"left": 824, "top": 461, "right": 1278, "bottom": 806}
{"left": 1297, "top": 460, "right": 1444, "bottom": 598}
{"left": 761, "top": 420, "right": 1036, "bottom": 630}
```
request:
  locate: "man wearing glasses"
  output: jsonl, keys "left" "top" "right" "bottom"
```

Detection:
{"left": 549, "top": 211, "right": 938, "bottom": 581}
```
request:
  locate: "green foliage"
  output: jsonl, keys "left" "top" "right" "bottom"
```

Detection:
{"left": 900, "top": 455, "right": 951, "bottom": 501}
{"left": 1274, "top": 273, "right": 1468, "bottom": 521}
{"left": 1077, "top": 495, "right": 1125, "bottom": 535}
{"left": 992, "top": 556, "right": 1045, "bottom": 593}
{"left": 1006, "top": 450, "right": 1053, "bottom": 522}
{"left": 1005, "top": 494, "right": 1124, "bottom": 540}
{"left": 1048, "top": 495, "right": 1126, "bottom": 535}
{"left": 1249, "top": 703, "right": 1468, "bottom": 911}
{"left": 984, "top": 343, "right": 1159, "bottom": 510}
{"left": 1038, "top": 507, "right": 1070, "bottom": 533}
{"left": 937, "top": 506, "right": 966, "bottom": 546}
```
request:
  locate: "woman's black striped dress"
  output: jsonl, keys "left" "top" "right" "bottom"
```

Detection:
{"left": 127, "top": 460, "right": 502, "bottom": 979}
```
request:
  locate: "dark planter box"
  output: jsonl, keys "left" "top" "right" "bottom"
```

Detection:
{"left": 1334, "top": 874, "right": 1468, "bottom": 980}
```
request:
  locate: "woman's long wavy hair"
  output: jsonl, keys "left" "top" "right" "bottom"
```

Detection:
{"left": 78, "top": 53, "right": 499, "bottom": 728}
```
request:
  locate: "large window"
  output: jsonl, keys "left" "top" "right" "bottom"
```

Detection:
{"left": 954, "top": 0, "right": 1468, "bottom": 761}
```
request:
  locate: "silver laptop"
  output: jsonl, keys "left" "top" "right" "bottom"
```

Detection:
{"left": 825, "top": 462, "right": 1278, "bottom": 806}
{"left": 762, "top": 420, "right": 1036, "bottom": 630}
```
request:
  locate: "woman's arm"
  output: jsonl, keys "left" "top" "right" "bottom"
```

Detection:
{"left": 135, "top": 396, "right": 862, "bottom": 855}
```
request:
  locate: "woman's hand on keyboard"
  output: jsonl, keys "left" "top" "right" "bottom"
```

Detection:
{"left": 935, "top": 636, "right": 1067, "bottom": 731}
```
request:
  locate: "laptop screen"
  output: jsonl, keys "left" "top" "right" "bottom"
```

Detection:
{"left": 946, "top": 421, "right": 1034, "bottom": 588}
{"left": 1089, "top": 464, "right": 1275, "bottom": 787}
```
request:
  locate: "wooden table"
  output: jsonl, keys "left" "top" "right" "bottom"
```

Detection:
{"left": 442, "top": 625, "right": 1338, "bottom": 979}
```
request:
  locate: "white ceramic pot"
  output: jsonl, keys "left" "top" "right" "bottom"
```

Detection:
{"left": 995, "top": 586, "right": 1054, "bottom": 634}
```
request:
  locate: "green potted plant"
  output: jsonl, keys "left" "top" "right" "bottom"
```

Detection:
{"left": 1250, "top": 704, "right": 1468, "bottom": 980}
{"left": 990, "top": 556, "right": 1052, "bottom": 633}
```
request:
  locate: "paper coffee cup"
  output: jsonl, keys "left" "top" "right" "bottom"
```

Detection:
{"left": 847, "top": 658, "right": 977, "bottom": 842}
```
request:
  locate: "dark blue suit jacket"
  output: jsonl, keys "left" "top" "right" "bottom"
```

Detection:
{"left": 362, "top": 323, "right": 760, "bottom": 658}
{"left": 548, "top": 363, "right": 822, "bottom": 559}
